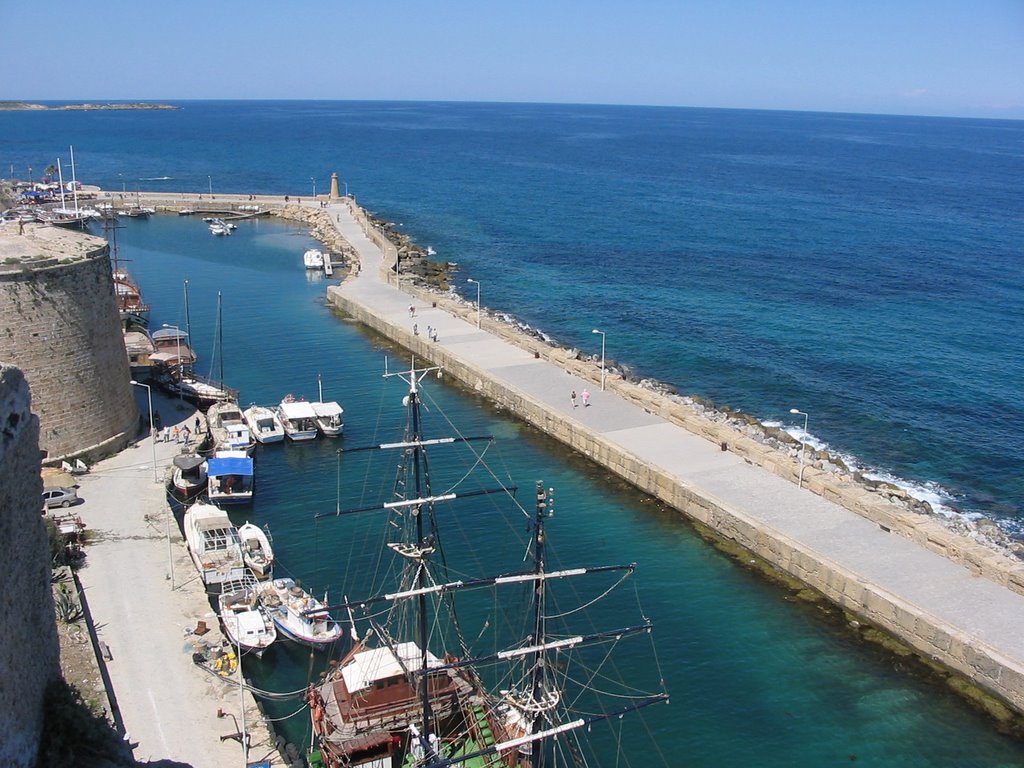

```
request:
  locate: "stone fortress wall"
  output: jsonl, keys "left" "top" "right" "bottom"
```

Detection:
{"left": 0, "top": 364, "right": 61, "bottom": 767}
{"left": 0, "top": 227, "right": 137, "bottom": 463}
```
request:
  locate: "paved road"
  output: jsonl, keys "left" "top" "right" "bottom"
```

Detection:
{"left": 74, "top": 391, "right": 277, "bottom": 767}
{"left": 323, "top": 199, "right": 1024, "bottom": 691}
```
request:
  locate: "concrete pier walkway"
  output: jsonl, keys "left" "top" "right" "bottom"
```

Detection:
{"left": 320, "top": 197, "right": 1024, "bottom": 715}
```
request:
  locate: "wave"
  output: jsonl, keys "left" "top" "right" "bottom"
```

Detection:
{"left": 139, "top": 176, "right": 173, "bottom": 181}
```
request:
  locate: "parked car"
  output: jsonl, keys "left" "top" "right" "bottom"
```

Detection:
{"left": 43, "top": 486, "right": 79, "bottom": 509}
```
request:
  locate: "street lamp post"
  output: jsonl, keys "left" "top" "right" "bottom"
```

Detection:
{"left": 467, "top": 279, "right": 481, "bottom": 328}
{"left": 130, "top": 381, "right": 159, "bottom": 483}
{"left": 208, "top": 175, "right": 212, "bottom": 196}
{"left": 789, "top": 408, "right": 809, "bottom": 489}
{"left": 131, "top": 380, "right": 173, "bottom": 587}
{"left": 343, "top": 180, "right": 349, "bottom": 197}
{"left": 119, "top": 172, "right": 125, "bottom": 193}
{"left": 592, "top": 329, "right": 606, "bottom": 391}
{"left": 311, "top": 177, "right": 316, "bottom": 198}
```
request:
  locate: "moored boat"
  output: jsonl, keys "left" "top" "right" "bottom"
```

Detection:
{"left": 311, "top": 401, "right": 344, "bottom": 437}
{"left": 306, "top": 360, "right": 669, "bottom": 768}
{"left": 237, "top": 522, "right": 274, "bottom": 580}
{"left": 183, "top": 501, "right": 246, "bottom": 591}
{"left": 218, "top": 572, "right": 277, "bottom": 658}
{"left": 171, "top": 454, "right": 208, "bottom": 497}
{"left": 207, "top": 450, "right": 254, "bottom": 505}
{"left": 303, "top": 248, "right": 324, "bottom": 270}
{"left": 277, "top": 397, "right": 318, "bottom": 441}
{"left": 207, "top": 400, "right": 255, "bottom": 454}
{"left": 257, "top": 577, "right": 341, "bottom": 649}
{"left": 242, "top": 404, "right": 286, "bottom": 444}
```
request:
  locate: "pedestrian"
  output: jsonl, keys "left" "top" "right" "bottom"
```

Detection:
{"left": 413, "top": 323, "right": 419, "bottom": 336}
{"left": 194, "top": 416, "right": 201, "bottom": 433}
{"left": 570, "top": 390, "right": 578, "bottom": 408}
{"left": 161, "top": 426, "right": 171, "bottom": 443}
{"left": 432, "top": 330, "right": 439, "bottom": 342}
{"left": 581, "top": 389, "right": 591, "bottom": 407}
{"left": 426, "top": 325, "right": 432, "bottom": 339}
{"left": 409, "top": 304, "right": 416, "bottom": 318}
{"left": 153, "top": 411, "right": 162, "bottom": 430}
{"left": 171, "top": 426, "right": 180, "bottom": 443}
{"left": 182, "top": 426, "right": 191, "bottom": 444}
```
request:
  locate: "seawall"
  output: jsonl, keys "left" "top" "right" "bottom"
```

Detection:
{"left": 326, "top": 283, "right": 1024, "bottom": 720}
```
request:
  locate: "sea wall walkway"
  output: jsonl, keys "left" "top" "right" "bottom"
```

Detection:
{"left": 316, "top": 197, "right": 1024, "bottom": 718}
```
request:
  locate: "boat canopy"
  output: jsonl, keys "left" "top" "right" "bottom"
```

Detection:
{"left": 311, "top": 401, "right": 344, "bottom": 418}
{"left": 341, "top": 642, "right": 442, "bottom": 694}
{"left": 151, "top": 327, "right": 189, "bottom": 342}
{"left": 280, "top": 400, "right": 317, "bottom": 420}
{"left": 207, "top": 456, "right": 254, "bottom": 477}
{"left": 173, "top": 455, "right": 207, "bottom": 471}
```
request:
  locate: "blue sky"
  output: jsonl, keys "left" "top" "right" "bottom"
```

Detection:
{"left": 3, "top": 0, "right": 1022, "bottom": 118}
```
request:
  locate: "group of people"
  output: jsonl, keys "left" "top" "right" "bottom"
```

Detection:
{"left": 155, "top": 416, "right": 203, "bottom": 445}
{"left": 570, "top": 389, "right": 592, "bottom": 408}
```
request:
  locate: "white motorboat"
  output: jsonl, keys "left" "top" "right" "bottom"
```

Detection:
{"left": 257, "top": 577, "right": 341, "bottom": 650}
{"left": 277, "top": 397, "right": 318, "bottom": 441}
{"left": 218, "top": 573, "right": 277, "bottom": 657}
{"left": 237, "top": 522, "right": 274, "bottom": 580}
{"left": 311, "top": 401, "right": 344, "bottom": 437}
{"left": 209, "top": 220, "right": 231, "bottom": 236}
{"left": 242, "top": 405, "right": 285, "bottom": 444}
{"left": 171, "top": 454, "right": 207, "bottom": 497}
{"left": 207, "top": 400, "right": 255, "bottom": 454}
{"left": 183, "top": 501, "right": 246, "bottom": 590}
{"left": 303, "top": 248, "right": 324, "bottom": 270}
{"left": 310, "top": 374, "right": 343, "bottom": 437}
{"left": 207, "top": 450, "right": 255, "bottom": 505}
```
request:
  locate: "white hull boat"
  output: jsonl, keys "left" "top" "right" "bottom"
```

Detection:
{"left": 219, "top": 573, "right": 277, "bottom": 657}
{"left": 183, "top": 501, "right": 246, "bottom": 591}
{"left": 303, "top": 248, "right": 324, "bottom": 270}
{"left": 311, "top": 401, "right": 344, "bottom": 437}
{"left": 238, "top": 522, "right": 274, "bottom": 580}
{"left": 242, "top": 405, "right": 286, "bottom": 444}
{"left": 278, "top": 397, "right": 318, "bottom": 441}
{"left": 207, "top": 450, "right": 255, "bottom": 505}
{"left": 207, "top": 400, "right": 255, "bottom": 454}
{"left": 258, "top": 577, "right": 341, "bottom": 649}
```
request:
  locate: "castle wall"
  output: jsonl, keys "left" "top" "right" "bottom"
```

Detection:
{"left": 0, "top": 231, "right": 137, "bottom": 462}
{"left": 0, "top": 364, "right": 60, "bottom": 767}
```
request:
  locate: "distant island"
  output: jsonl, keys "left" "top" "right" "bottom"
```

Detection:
{"left": 0, "top": 102, "right": 177, "bottom": 111}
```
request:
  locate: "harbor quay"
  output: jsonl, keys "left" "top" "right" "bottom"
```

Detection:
{"left": 303, "top": 195, "right": 1024, "bottom": 723}
{"left": 62, "top": 388, "right": 282, "bottom": 767}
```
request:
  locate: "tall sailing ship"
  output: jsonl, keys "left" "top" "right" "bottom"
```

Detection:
{"left": 307, "top": 360, "right": 668, "bottom": 768}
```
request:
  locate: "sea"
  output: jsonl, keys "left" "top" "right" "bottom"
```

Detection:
{"left": 3, "top": 102, "right": 1024, "bottom": 766}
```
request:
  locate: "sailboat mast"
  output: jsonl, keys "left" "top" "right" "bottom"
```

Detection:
{"left": 183, "top": 280, "right": 192, "bottom": 365}
{"left": 57, "top": 158, "right": 66, "bottom": 209}
{"left": 69, "top": 145, "right": 80, "bottom": 214}
{"left": 529, "top": 482, "right": 549, "bottom": 768}
{"left": 218, "top": 292, "right": 224, "bottom": 388}
{"left": 409, "top": 379, "right": 436, "bottom": 743}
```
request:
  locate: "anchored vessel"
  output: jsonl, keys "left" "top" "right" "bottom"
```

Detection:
{"left": 307, "top": 361, "right": 668, "bottom": 768}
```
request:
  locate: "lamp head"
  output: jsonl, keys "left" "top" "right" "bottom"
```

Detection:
{"left": 789, "top": 408, "right": 800, "bottom": 414}
{"left": 592, "top": 329, "right": 601, "bottom": 334}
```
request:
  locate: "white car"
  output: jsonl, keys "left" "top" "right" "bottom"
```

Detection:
{"left": 43, "top": 487, "right": 79, "bottom": 509}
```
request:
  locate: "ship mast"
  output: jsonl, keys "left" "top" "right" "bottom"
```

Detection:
{"left": 529, "top": 482, "right": 549, "bottom": 768}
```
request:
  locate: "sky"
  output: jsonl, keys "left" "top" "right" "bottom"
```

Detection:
{"left": 3, "top": 0, "right": 1022, "bottom": 119}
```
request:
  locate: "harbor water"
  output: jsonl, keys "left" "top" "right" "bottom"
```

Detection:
{"left": 2, "top": 101, "right": 1023, "bottom": 765}
{"left": 110, "top": 214, "right": 1023, "bottom": 766}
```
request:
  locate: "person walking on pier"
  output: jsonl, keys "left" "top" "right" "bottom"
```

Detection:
{"left": 570, "top": 390, "right": 578, "bottom": 408}
{"left": 581, "top": 389, "right": 591, "bottom": 407}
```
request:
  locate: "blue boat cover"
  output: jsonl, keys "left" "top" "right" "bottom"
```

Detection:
{"left": 207, "top": 457, "right": 253, "bottom": 476}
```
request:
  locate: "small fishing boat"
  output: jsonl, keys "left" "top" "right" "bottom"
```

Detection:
{"left": 257, "top": 577, "right": 341, "bottom": 649}
{"left": 183, "top": 501, "right": 246, "bottom": 591}
{"left": 310, "top": 374, "right": 343, "bottom": 437}
{"left": 242, "top": 404, "right": 286, "bottom": 444}
{"left": 237, "top": 522, "right": 274, "bottom": 580}
{"left": 218, "top": 572, "right": 277, "bottom": 658}
{"left": 209, "top": 219, "right": 231, "bottom": 236}
{"left": 171, "top": 454, "right": 208, "bottom": 497}
{"left": 207, "top": 400, "right": 255, "bottom": 454}
{"left": 303, "top": 248, "right": 324, "bottom": 270}
{"left": 207, "top": 450, "right": 255, "bottom": 505}
{"left": 277, "top": 397, "right": 318, "bottom": 441}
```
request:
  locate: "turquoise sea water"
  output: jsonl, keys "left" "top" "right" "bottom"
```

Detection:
{"left": 3, "top": 101, "right": 1021, "bottom": 531}
{"left": 3, "top": 102, "right": 1024, "bottom": 765}
{"left": 107, "top": 215, "right": 1023, "bottom": 766}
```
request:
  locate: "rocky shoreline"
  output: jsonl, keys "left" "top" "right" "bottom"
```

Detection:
{"left": 332, "top": 208, "right": 1024, "bottom": 570}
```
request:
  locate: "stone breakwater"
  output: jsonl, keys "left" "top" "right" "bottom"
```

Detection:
{"left": 357, "top": 259, "right": 1024, "bottom": 598}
